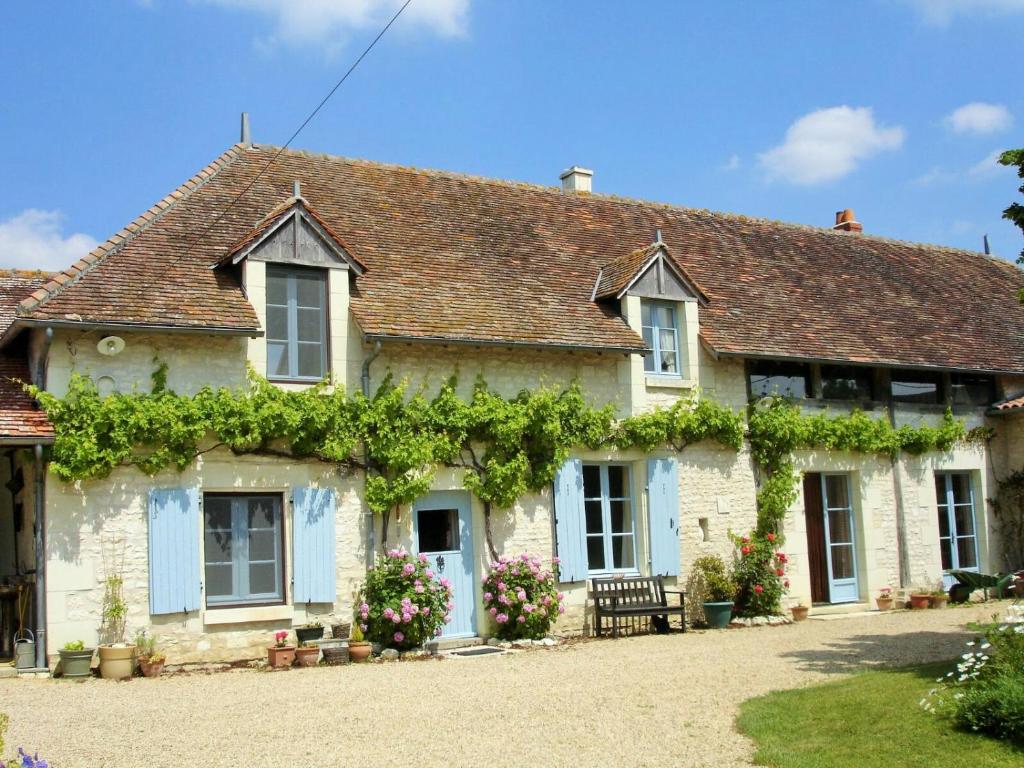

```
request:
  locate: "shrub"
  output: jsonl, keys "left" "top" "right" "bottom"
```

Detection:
{"left": 731, "top": 531, "right": 788, "bottom": 617}
{"left": 482, "top": 553, "right": 564, "bottom": 640}
{"left": 924, "top": 604, "right": 1024, "bottom": 744}
{"left": 691, "top": 555, "right": 736, "bottom": 603}
{"left": 358, "top": 547, "right": 452, "bottom": 650}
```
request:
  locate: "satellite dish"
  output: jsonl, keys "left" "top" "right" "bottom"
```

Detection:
{"left": 97, "top": 336, "right": 126, "bottom": 356}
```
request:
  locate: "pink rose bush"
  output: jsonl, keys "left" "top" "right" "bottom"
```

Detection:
{"left": 482, "top": 553, "right": 563, "bottom": 640}
{"left": 359, "top": 547, "right": 452, "bottom": 650}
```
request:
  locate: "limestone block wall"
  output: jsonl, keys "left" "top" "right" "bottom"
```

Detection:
{"left": 43, "top": 448, "right": 365, "bottom": 663}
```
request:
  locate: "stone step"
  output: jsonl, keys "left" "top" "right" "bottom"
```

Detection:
{"left": 425, "top": 636, "right": 482, "bottom": 653}
{"left": 808, "top": 601, "right": 873, "bottom": 618}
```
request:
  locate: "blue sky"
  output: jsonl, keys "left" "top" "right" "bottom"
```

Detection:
{"left": 1, "top": 0, "right": 1022, "bottom": 270}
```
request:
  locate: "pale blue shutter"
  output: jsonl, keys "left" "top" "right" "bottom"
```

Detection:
{"left": 293, "top": 487, "right": 337, "bottom": 604}
{"left": 554, "top": 459, "right": 587, "bottom": 583}
{"left": 648, "top": 458, "right": 681, "bottom": 577}
{"left": 148, "top": 488, "right": 201, "bottom": 615}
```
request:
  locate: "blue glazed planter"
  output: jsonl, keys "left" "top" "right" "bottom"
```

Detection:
{"left": 703, "top": 601, "right": 734, "bottom": 629}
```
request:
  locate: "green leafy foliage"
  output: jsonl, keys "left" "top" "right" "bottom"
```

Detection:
{"left": 358, "top": 548, "right": 452, "bottom": 650}
{"left": 731, "top": 531, "right": 788, "bottom": 617}
{"left": 690, "top": 554, "right": 736, "bottom": 603}
{"left": 998, "top": 148, "right": 1024, "bottom": 266}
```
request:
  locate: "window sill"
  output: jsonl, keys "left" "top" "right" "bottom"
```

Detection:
{"left": 203, "top": 604, "right": 292, "bottom": 626}
{"left": 645, "top": 375, "right": 694, "bottom": 390}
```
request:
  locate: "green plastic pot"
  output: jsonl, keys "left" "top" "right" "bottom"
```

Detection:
{"left": 703, "top": 601, "right": 734, "bottom": 629}
{"left": 59, "top": 648, "right": 95, "bottom": 678}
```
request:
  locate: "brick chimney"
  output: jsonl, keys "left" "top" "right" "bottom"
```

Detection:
{"left": 833, "top": 208, "right": 863, "bottom": 233}
{"left": 560, "top": 166, "right": 593, "bottom": 194}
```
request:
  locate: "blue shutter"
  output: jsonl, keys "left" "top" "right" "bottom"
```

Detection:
{"left": 148, "top": 488, "right": 201, "bottom": 615}
{"left": 293, "top": 487, "right": 336, "bottom": 604}
{"left": 554, "top": 459, "right": 587, "bottom": 583}
{"left": 648, "top": 458, "right": 681, "bottom": 577}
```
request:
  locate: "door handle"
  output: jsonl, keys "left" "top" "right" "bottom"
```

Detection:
{"left": 436, "top": 555, "right": 445, "bottom": 573}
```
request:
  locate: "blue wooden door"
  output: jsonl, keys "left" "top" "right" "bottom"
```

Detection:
{"left": 413, "top": 491, "right": 476, "bottom": 638}
{"left": 821, "top": 474, "right": 860, "bottom": 604}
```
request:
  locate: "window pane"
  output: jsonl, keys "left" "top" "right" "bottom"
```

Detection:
{"left": 297, "top": 342, "right": 324, "bottom": 378}
{"left": 640, "top": 302, "right": 652, "bottom": 326}
{"left": 957, "top": 537, "right": 978, "bottom": 569}
{"left": 249, "top": 563, "right": 278, "bottom": 596}
{"left": 937, "top": 507, "right": 950, "bottom": 539}
{"left": 748, "top": 361, "right": 808, "bottom": 399}
{"left": 642, "top": 326, "right": 654, "bottom": 373}
{"left": 607, "top": 466, "right": 626, "bottom": 498}
{"left": 205, "top": 563, "right": 233, "bottom": 599}
{"left": 249, "top": 530, "right": 277, "bottom": 561}
{"left": 951, "top": 374, "right": 994, "bottom": 407}
{"left": 204, "top": 529, "right": 232, "bottom": 563}
{"left": 582, "top": 465, "right": 601, "bottom": 498}
{"left": 585, "top": 500, "right": 603, "bottom": 534}
{"left": 297, "top": 308, "right": 322, "bottom": 343}
{"left": 267, "top": 342, "right": 289, "bottom": 378}
{"left": 830, "top": 545, "right": 855, "bottom": 580}
{"left": 891, "top": 373, "right": 941, "bottom": 404}
{"left": 659, "top": 351, "right": 678, "bottom": 374}
{"left": 417, "top": 508, "right": 459, "bottom": 552}
{"left": 610, "top": 500, "right": 632, "bottom": 534}
{"left": 940, "top": 537, "right": 953, "bottom": 570}
{"left": 248, "top": 498, "right": 277, "bottom": 529}
{"left": 824, "top": 475, "right": 848, "bottom": 510}
{"left": 950, "top": 475, "right": 972, "bottom": 506}
{"left": 586, "top": 536, "right": 606, "bottom": 571}
{"left": 205, "top": 497, "right": 232, "bottom": 531}
{"left": 655, "top": 306, "right": 674, "bottom": 328}
{"left": 828, "top": 509, "right": 853, "bottom": 545}
{"left": 266, "top": 274, "right": 287, "bottom": 305}
{"left": 612, "top": 535, "right": 635, "bottom": 569}
{"left": 954, "top": 505, "right": 975, "bottom": 537}
{"left": 295, "top": 272, "right": 324, "bottom": 308}
{"left": 821, "top": 365, "right": 873, "bottom": 400}
{"left": 934, "top": 475, "right": 947, "bottom": 505}
{"left": 266, "top": 305, "right": 288, "bottom": 341}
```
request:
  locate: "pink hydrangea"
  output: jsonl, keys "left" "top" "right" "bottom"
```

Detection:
{"left": 383, "top": 607, "right": 394, "bottom": 619}
{"left": 495, "top": 613, "right": 509, "bottom": 624}
{"left": 418, "top": 553, "right": 429, "bottom": 564}
{"left": 483, "top": 591, "right": 493, "bottom": 601}
{"left": 422, "top": 606, "right": 430, "bottom": 616}
{"left": 489, "top": 606, "right": 498, "bottom": 617}
{"left": 517, "top": 615, "right": 526, "bottom": 624}
{"left": 415, "top": 585, "right": 425, "bottom": 594}
{"left": 391, "top": 614, "right": 401, "bottom": 624}
{"left": 557, "top": 605, "right": 565, "bottom": 614}
{"left": 402, "top": 563, "right": 415, "bottom": 576}
{"left": 393, "top": 632, "right": 404, "bottom": 643}
{"left": 439, "top": 577, "right": 451, "bottom": 589}
{"left": 402, "top": 612, "right": 412, "bottom": 623}
{"left": 425, "top": 569, "right": 434, "bottom": 580}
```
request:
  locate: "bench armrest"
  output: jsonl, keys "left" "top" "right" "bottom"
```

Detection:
{"left": 663, "top": 588, "right": 685, "bottom": 608}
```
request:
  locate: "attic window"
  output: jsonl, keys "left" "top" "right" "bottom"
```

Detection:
{"left": 266, "top": 265, "right": 328, "bottom": 381}
{"left": 641, "top": 301, "right": 680, "bottom": 376}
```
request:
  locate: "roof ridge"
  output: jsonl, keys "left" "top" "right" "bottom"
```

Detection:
{"left": 18, "top": 143, "right": 247, "bottom": 318}
{"left": 269, "top": 144, "right": 1016, "bottom": 262}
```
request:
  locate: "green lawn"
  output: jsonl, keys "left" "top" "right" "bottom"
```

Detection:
{"left": 737, "top": 662, "right": 1023, "bottom": 768}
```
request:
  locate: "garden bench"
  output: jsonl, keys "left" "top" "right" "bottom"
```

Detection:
{"left": 591, "top": 575, "right": 685, "bottom": 638}
{"left": 947, "top": 570, "right": 1016, "bottom": 603}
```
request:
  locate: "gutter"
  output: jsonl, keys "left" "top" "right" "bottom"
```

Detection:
{"left": 361, "top": 340, "right": 382, "bottom": 567}
{"left": 32, "top": 443, "right": 47, "bottom": 669}
{"left": 0, "top": 318, "right": 262, "bottom": 351}
{"left": 361, "top": 332, "right": 643, "bottom": 356}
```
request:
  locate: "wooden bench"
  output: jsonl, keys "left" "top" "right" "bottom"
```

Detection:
{"left": 591, "top": 575, "right": 686, "bottom": 638}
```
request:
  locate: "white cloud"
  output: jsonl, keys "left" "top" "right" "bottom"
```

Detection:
{"left": 758, "top": 106, "right": 905, "bottom": 185}
{"left": 945, "top": 102, "right": 1013, "bottom": 134}
{"left": 910, "top": 166, "right": 957, "bottom": 187}
{"left": 721, "top": 154, "right": 741, "bottom": 172}
{"left": 906, "top": 0, "right": 1024, "bottom": 26}
{"left": 0, "top": 210, "right": 98, "bottom": 272}
{"left": 203, "top": 0, "right": 469, "bottom": 52}
{"left": 968, "top": 148, "right": 1014, "bottom": 178}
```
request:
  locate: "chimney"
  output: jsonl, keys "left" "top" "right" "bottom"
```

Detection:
{"left": 833, "top": 208, "right": 863, "bottom": 233}
{"left": 240, "top": 112, "right": 251, "bottom": 145}
{"left": 559, "top": 166, "right": 593, "bottom": 194}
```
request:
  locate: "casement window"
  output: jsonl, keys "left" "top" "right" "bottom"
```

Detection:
{"left": 582, "top": 464, "right": 637, "bottom": 573}
{"left": 890, "top": 371, "right": 942, "bottom": 404}
{"left": 748, "top": 360, "right": 810, "bottom": 399}
{"left": 266, "top": 266, "right": 328, "bottom": 381}
{"left": 950, "top": 373, "right": 995, "bottom": 407}
{"left": 641, "top": 301, "right": 681, "bottom": 376}
{"left": 935, "top": 473, "right": 979, "bottom": 572}
{"left": 204, "top": 493, "right": 285, "bottom": 607}
{"left": 820, "top": 365, "right": 874, "bottom": 401}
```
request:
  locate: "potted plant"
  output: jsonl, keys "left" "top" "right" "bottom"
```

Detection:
{"left": 295, "top": 618, "right": 324, "bottom": 646}
{"left": 294, "top": 643, "right": 320, "bottom": 667}
{"left": 790, "top": 603, "right": 809, "bottom": 622}
{"left": 58, "top": 640, "right": 95, "bottom": 679}
{"left": 97, "top": 573, "right": 135, "bottom": 680}
{"left": 876, "top": 586, "right": 894, "bottom": 612}
{"left": 135, "top": 631, "right": 166, "bottom": 678}
{"left": 909, "top": 589, "right": 932, "bottom": 609}
{"left": 348, "top": 624, "right": 372, "bottom": 663}
{"left": 692, "top": 555, "right": 736, "bottom": 629}
{"left": 930, "top": 588, "right": 949, "bottom": 609}
{"left": 322, "top": 644, "right": 350, "bottom": 665}
{"left": 267, "top": 631, "right": 295, "bottom": 668}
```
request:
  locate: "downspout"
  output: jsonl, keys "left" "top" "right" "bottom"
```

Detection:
{"left": 32, "top": 444, "right": 46, "bottom": 669}
{"left": 361, "top": 340, "right": 382, "bottom": 568}
{"left": 887, "top": 404, "right": 912, "bottom": 589}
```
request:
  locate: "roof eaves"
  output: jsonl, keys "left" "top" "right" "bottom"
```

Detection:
{"left": 363, "top": 332, "right": 645, "bottom": 355}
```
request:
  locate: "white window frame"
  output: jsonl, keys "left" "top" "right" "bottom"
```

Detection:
{"left": 582, "top": 463, "right": 638, "bottom": 575}
{"left": 204, "top": 493, "right": 285, "bottom": 608}
{"left": 935, "top": 472, "right": 979, "bottom": 573}
{"left": 641, "top": 301, "right": 682, "bottom": 377}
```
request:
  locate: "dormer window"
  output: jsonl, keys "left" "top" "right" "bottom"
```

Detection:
{"left": 266, "top": 265, "right": 327, "bottom": 381}
{"left": 641, "top": 301, "right": 680, "bottom": 376}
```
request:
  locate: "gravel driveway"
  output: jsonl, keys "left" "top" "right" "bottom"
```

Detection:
{"left": 1, "top": 603, "right": 1004, "bottom": 768}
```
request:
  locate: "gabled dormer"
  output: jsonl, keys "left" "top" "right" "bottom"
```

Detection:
{"left": 219, "top": 187, "right": 364, "bottom": 389}
{"left": 595, "top": 238, "right": 705, "bottom": 398}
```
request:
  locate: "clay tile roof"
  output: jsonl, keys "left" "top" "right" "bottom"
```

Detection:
{"left": 991, "top": 393, "right": 1024, "bottom": 414}
{"left": 0, "top": 356, "right": 52, "bottom": 443}
{"left": 0, "top": 270, "right": 52, "bottom": 337}
{"left": 594, "top": 241, "right": 709, "bottom": 302}
{"left": 14, "top": 144, "right": 1024, "bottom": 369}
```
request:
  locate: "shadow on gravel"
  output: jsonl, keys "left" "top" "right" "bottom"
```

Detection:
{"left": 778, "top": 628, "right": 980, "bottom": 675}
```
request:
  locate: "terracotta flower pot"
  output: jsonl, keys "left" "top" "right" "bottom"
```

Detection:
{"left": 790, "top": 605, "right": 809, "bottom": 622}
{"left": 876, "top": 597, "right": 894, "bottom": 612}
{"left": 909, "top": 593, "right": 931, "bottom": 609}
{"left": 98, "top": 645, "right": 136, "bottom": 680}
{"left": 295, "top": 647, "right": 320, "bottom": 667}
{"left": 139, "top": 657, "right": 165, "bottom": 678}
{"left": 930, "top": 593, "right": 949, "bottom": 609}
{"left": 267, "top": 645, "right": 296, "bottom": 668}
{"left": 348, "top": 641, "right": 372, "bottom": 663}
